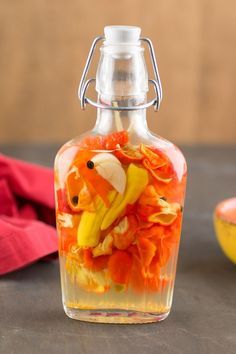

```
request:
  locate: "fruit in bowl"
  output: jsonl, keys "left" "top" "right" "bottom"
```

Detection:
{"left": 214, "top": 198, "right": 236, "bottom": 264}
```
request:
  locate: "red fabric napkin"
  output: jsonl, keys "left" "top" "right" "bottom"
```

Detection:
{"left": 0, "top": 154, "right": 58, "bottom": 275}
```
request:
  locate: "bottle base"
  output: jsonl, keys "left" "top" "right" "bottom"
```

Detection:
{"left": 64, "top": 305, "right": 170, "bottom": 324}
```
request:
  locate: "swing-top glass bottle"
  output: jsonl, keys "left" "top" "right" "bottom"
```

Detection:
{"left": 54, "top": 26, "right": 187, "bottom": 324}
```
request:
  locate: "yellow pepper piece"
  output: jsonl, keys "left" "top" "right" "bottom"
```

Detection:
{"left": 101, "top": 164, "right": 149, "bottom": 230}
{"left": 77, "top": 191, "right": 116, "bottom": 247}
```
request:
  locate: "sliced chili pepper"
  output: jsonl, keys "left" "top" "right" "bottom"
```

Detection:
{"left": 151, "top": 146, "right": 176, "bottom": 174}
{"left": 140, "top": 145, "right": 174, "bottom": 183}
{"left": 143, "top": 159, "right": 172, "bottom": 183}
{"left": 140, "top": 144, "right": 167, "bottom": 169}
{"left": 114, "top": 145, "right": 144, "bottom": 164}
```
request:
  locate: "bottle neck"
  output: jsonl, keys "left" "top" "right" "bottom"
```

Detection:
{"left": 93, "top": 42, "right": 149, "bottom": 135}
{"left": 93, "top": 104, "right": 148, "bottom": 135}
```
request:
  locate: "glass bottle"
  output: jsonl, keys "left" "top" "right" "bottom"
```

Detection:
{"left": 54, "top": 26, "right": 187, "bottom": 324}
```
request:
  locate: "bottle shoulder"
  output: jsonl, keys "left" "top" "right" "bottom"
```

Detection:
{"left": 55, "top": 130, "right": 92, "bottom": 163}
{"left": 54, "top": 130, "right": 94, "bottom": 188}
{"left": 55, "top": 129, "right": 187, "bottom": 170}
{"left": 146, "top": 131, "right": 187, "bottom": 162}
{"left": 55, "top": 131, "right": 187, "bottom": 189}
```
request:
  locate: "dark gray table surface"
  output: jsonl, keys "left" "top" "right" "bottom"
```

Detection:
{"left": 1, "top": 145, "right": 236, "bottom": 354}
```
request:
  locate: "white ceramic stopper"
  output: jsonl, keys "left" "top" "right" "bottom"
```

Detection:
{"left": 104, "top": 26, "right": 141, "bottom": 45}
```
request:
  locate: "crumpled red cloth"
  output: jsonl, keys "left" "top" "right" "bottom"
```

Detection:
{"left": 0, "top": 154, "right": 58, "bottom": 275}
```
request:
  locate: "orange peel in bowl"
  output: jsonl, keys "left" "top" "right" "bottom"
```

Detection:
{"left": 214, "top": 197, "right": 236, "bottom": 264}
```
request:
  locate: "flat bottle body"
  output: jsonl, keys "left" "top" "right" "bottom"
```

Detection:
{"left": 55, "top": 126, "right": 187, "bottom": 324}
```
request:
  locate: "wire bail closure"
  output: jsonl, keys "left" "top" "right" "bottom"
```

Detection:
{"left": 78, "top": 36, "right": 163, "bottom": 111}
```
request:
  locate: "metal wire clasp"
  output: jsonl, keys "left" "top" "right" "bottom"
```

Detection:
{"left": 78, "top": 36, "right": 163, "bottom": 111}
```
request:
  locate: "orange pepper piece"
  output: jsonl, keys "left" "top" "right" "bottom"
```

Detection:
{"left": 163, "top": 213, "right": 182, "bottom": 244}
{"left": 81, "top": 171, "right": 112, "bottom": 207}
{"left": 79, "top": 131, "right": 129, "bottom": 150}
{"left": 77, "top": 184, "right": 95, "bottom": 211}
{"left": 66, "top": 168, "right": 95, "bottom": 211}
{"left": 108, "top": 250, "right": 132, "bottom": 284}
{"left": 112, "top": 215, "right": 138, "bottom": 250}
{"left": 105, "top": 131, "right": 129, "bottom": 150}
{"left": 137, "top": 203, "right": 156, "bottom": 221}
{"left": 137, "top": 237, "right": 156, "bottom": 268}
{"left": 129, "top": 240, "right": 170, "bottom": 293}
{"left": 140, "top": 144, "right": 167, "bottom": 169}
{"left": 137, "top": 225, "right": 165, "bottom": 241}
{"left": 138, "top": 219, "right": 154, "bottom": 229}
{"left": 138, "top": 185, "right": 161, "bottom": 206}
{"left": 129, "top": 247, "right": 161, "bottom": 293}
{"left": 154, "top": 239, "right": 171, "bottom": 267}
{"left": 83, "top": 248, "right": 109, "bottom": 272}
{"left": 140, "top": 145, "right": 174, "bottom": 184}
{"left": 137, "top": 224, "right": 173, "bottom": 267}
{"left": 114, "top": 145, "right": 144, "bottom": 164}
{"left": 72, "top": 150, "right": 113, "bottom": 207}
{"left": 148, "top": 253, "right": 161, "bottom": 276}
{"left": 129, "top": 257, "right": 145, "bottom": 292}
{"left": 79, "top": 136, "right": 105, "bottom": 150}
{"left": 137, "top": 184, "right": 163, "bottom": 220}
{"left": 143, "top": 159, "right": 172, "bottom": 183}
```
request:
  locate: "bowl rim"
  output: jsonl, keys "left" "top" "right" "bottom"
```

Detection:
{"left": 215, "top": 197, "right": 236, "bottom": 225}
